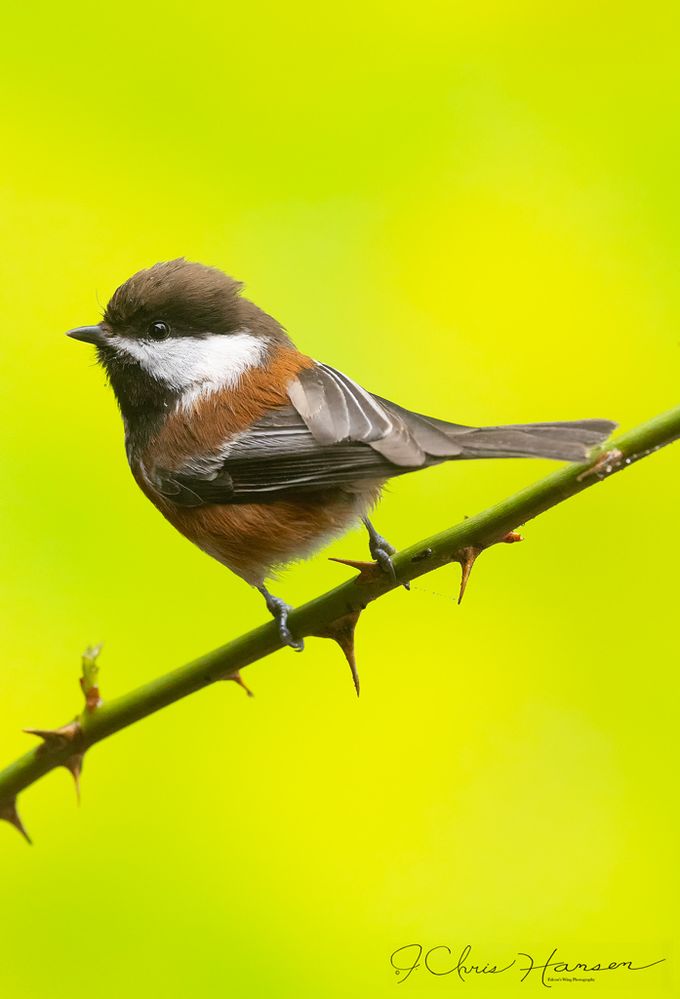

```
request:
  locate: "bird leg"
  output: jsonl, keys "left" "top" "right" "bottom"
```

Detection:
{"left": 331, "top": 519, "right": 409, "bottom": 590}
{"left": 257, "top": 586, "right": 304, "bottom": 652}
{"left": 362, "top": 516, "right": 396, "bottom": 580}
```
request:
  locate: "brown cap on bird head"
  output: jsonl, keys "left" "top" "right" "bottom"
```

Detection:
{"left": 67, "top": 257, "right": 292, "bottom": 345}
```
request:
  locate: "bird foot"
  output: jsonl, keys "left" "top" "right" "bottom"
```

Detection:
{"left": 369, "top": 534, "right": 397, "bottom": 581}
{"left": 258, "top": 587, "right": 304, "bottom": 652}
{"left": 362, "top": 518, "right": 410, "bottom": 590}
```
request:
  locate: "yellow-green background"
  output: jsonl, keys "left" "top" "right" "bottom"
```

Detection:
{"left": 0, "top": 2, "right": 677, "bottom": 996}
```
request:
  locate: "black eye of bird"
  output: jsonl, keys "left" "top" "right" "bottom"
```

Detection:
{"left": 147, "top": 320, "right": 170, "bottom": 341}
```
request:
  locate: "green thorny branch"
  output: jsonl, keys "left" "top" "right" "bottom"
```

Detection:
{"left": 1, "top": 404, "right": 679, "bottom": 842}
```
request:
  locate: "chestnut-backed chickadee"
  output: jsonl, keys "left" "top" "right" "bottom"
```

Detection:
{"left": 68, "top": 259, "right": 616, "bottom": 652}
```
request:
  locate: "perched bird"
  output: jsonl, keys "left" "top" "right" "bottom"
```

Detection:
{"left": 68, "top": 259, "right": 616, "bottom": 651}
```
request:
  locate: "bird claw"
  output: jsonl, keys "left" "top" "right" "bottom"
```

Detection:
{"left": 373, "top": 545, "right": 397, "bottom": 582}
{"left": 259, "top": 589, "right": 305, "bottom": 652}
{"left": 364, "top": 519, "right": 409, "bottom": 590}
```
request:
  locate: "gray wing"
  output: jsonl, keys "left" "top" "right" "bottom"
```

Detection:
{"left": 286, "top": 363, "right": 463, "bottom": 464}
{"left": 156, "top": 362, "right": 615, "bottom": 506}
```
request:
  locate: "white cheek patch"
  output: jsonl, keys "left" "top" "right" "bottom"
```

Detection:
{"left": 112, "top": 329, "right": 267, "bottom": 405}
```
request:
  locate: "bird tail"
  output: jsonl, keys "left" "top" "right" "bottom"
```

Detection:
{"left": 377, "top": 397, "right": 617, "bottom": 464}
{"left": 437, "top": 419, "right": 617, "bottom": 462}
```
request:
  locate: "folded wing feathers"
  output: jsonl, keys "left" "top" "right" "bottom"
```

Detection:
{"left": 290, "top": 364, "right": 616, "bottom": 466}
{"left": 160, "top": 364, "right": 616, "bottom": 506}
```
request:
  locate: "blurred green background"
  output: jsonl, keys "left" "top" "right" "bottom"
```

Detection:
{"left": 0, "top": 1, "right": 678, "bottom": 995}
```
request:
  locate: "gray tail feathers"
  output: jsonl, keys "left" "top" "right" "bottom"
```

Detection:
{"left": 377, "top": 398, "right": 618, "bottom": 463}
{"left": 425, "top": 418, "right": 617, "bottom": 463}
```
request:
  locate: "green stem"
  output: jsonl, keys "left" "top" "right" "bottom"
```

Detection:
{"left": 1, "top": 404, "right": 679, "bottom": 829}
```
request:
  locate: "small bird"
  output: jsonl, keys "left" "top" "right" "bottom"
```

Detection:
{"left": 68, "top": 259, "right": 616, "bottom": 651}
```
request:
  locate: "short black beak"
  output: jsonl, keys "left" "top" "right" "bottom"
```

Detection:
{"left": 66, "top": 324, "right": 106, "bottom": 345}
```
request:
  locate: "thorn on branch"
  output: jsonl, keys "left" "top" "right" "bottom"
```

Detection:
{"left": 456, "top": 546, "right": 482, "bottom": 604}
{"left": 455, "top": 530, "right": 523, "bottom": 604}
{"left": 329, "top": 556, "right": 409, "bottom": 591}
{"left": 328, "top": 557, "right": 380, "bottom": 582}
{"left": 313, "top": 610, "right": 362, "bottom": 696}
{"left": 63, "top": 754, "right": 84, "bottom": 804}
{"left": 24, "top": 721, "right": 82, "bottom": 748}
{"left": 0, "top": 798, "right": 32, "bottom": 844}
{"left": 225, "top": 671, "right": 254, "bottom": 697}
{"left": 19, "top": 645, "right": 101, "bottom": 809}
{"left": 25, "top": 721, "right": 85, "bottom": 804}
